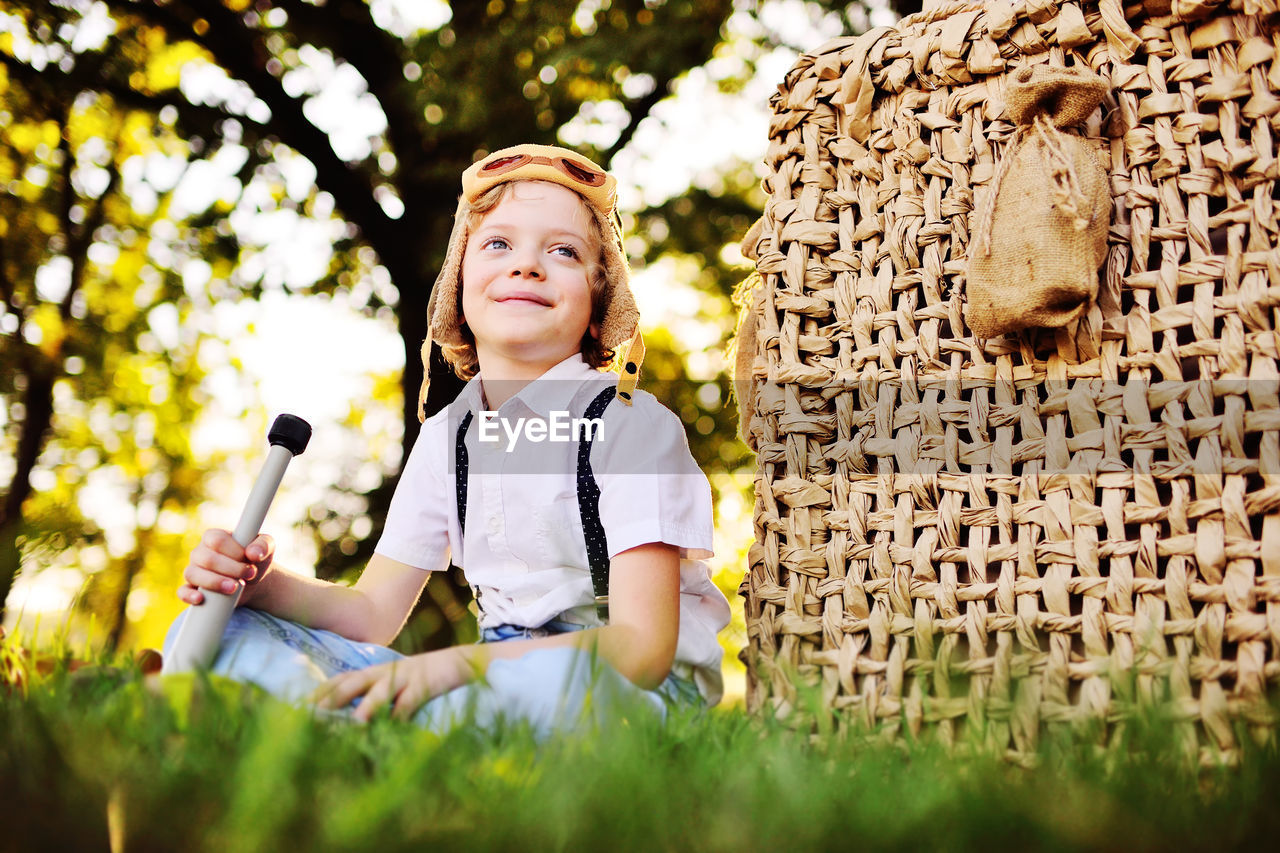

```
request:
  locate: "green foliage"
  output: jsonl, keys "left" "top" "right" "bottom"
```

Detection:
{"left": 0, "top": 0, "right": 893, "bottom": 655}
{"left": 4, "top": 660, "right": 1280, "bottom": 852}
{"left": 0, "top": 7, "right": 217, "bottom": 649}
{"left": 1, "top": 0, "right": 783, "bottom": 652}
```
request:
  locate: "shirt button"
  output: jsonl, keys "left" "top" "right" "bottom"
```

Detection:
{"left": 486, "top": 516, "right": 500, "bottom": 535}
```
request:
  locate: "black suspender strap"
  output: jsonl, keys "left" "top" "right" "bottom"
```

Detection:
{"left": 454, "top": 409, "right": 486, "bottom": 617}
{"left": 577, "top": 386, "right": 616, "bottom": 621}
{"left": 455, "top": 410, "right": 473, "bottom": 535}
{"left": 452, "top": 385, "right": 617, "bottom": 624}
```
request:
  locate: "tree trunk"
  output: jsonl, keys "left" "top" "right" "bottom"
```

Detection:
{"left": 0, "top": 369, "right": 56, "bottom": 626}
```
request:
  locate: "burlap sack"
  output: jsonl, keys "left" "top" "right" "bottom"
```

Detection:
{"left": 966, "top": 65, "right": 1110, "bottom": 338}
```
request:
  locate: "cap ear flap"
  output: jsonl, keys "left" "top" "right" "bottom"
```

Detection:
{"left": 593, "top": 208, "right": 638, "bottom": 352}
{"left": 428, "top": 196, "right": 472, "bottom": 346}
{"left": 417, "top": 333, "right": 433, "bottom": 423}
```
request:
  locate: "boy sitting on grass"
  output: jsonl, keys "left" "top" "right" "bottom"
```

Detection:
{"left": 167, "top": 144, "right": 730, "bottom": 733}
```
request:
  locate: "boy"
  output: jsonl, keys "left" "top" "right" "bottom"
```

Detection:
{"left": 172, "top": 145, "right": 730, "bottom": 732}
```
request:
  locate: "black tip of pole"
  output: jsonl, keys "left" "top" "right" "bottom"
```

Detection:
{"left": 268, "top": 414, "right": 312, "bottom": 456}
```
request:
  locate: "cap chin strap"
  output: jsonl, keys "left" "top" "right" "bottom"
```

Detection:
{"left": 615, "top": 329, "right": 644, "bottom": 405}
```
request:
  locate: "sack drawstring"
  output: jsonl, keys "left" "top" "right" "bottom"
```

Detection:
{"left": 972, "top": 112, "right": 1090, "bottom": 259}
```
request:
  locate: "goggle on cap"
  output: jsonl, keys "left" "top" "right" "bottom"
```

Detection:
{"left": 420, "top": 143, "right": 644, "bottom": 420}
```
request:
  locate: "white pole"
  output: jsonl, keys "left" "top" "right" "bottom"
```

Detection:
{"left": 161, "top": 415, "right": 310, "bottom": 675}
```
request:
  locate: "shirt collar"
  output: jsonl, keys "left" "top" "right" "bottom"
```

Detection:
{"left": 457, "top": 373, "right": 486, "bottom": 414}
{"left": 462, "top": 354, "right": 611, "bottom": 417}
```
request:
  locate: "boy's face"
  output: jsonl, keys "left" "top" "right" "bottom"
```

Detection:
{"left": 460, "top": 181, "right": 597, "bottom": 375}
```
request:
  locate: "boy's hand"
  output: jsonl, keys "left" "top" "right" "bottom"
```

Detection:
{"left": 313, "top": 647, "right": 477, "bottom": 722}
{"left": 178, "top": 529, "right": 275, "bottom": 607}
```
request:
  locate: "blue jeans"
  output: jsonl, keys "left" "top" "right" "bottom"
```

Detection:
{"left": 162, "top": 609, "right": 700, "bottom": 737}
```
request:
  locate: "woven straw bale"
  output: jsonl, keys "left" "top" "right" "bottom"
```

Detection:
{"left": 740, "top": 0, "right": 1280, "bottom": 766}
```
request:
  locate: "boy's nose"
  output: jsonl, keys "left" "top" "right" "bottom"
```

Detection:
{"left": 509, "top": 259, "right": 543, "bottom": 279}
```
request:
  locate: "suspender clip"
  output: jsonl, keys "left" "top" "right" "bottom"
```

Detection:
{"left": 594, "top": 595, "right": 610, "bottom": 621}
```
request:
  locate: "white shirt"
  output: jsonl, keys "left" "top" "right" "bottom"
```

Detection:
{"left": 375, "top": 354, "right": 731, "bottom": 704}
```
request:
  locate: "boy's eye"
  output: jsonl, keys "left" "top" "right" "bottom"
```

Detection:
{"left": 484, "top": 237, "right": 510, "bottom": 250}
{"left": 552, "top": 245, "right": 580, "bottom": 259}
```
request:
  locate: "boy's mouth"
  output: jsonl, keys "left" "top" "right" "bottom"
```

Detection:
{"left": 496, "top": 291, "right": 553, "bottom": 307}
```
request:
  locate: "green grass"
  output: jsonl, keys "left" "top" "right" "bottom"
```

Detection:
{"left": 3, "top": 656, "right": 1279, "bottom": 853}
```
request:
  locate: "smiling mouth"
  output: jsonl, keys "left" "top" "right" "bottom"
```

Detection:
{"left": 497, "top": 292, "right": 552, "bottom": 307}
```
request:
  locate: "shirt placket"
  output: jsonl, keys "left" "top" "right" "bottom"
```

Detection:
{"left": 477, "top": 437, "right": 509, "bottom": 557}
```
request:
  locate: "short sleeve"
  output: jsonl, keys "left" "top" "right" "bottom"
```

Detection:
{"left": 592, "top": 393, "right": 714, "bottom": 560}
{"left": 373, "top": 416, "right": 453, "bottom": 571}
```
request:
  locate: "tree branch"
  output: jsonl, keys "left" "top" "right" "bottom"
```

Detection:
{"left": 0, "top": 351, "right": 55, "bottom": 530}
{"left": 602, "top": 85, "right": 667, "bottom": 166}
{"left": 0, "top": 50, "right": 253, "bottom": 142}
{"left": 271, "top": 0, "right": 433, "bottom": 220}
{"left": 116, "top": 0, "right": 396, "bottom": 245}
{"left": 0, "top": 103, "right": 82, "bottom": 534}
{"left": 59, "top": 113, "right": 122, "bottom": 322}
{"left": 0, "top": 229, "right": 19, "bottom": 318}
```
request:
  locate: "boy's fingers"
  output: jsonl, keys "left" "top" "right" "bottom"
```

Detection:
{"left": 206, "top": 549, "right": 256, "bottom": 580}
{"left": 309, "top": 683, "right": 335, "bottom": 708}
{"left": 184, "top": 566, "right": 244, "bottom": 595}
{"left": 200, "top": 528, "right": 226, "bottom": 548}
{"left": 353, "top": 682, "right": 395, "bottom": 722}
{"left": 246, "top": 534, "right": 275, "bottom": 563}
{"left": 352, "top": 669, "right": 404, "bottom": 722}
{"left": 391, "top": 683, "right": 426, "bottom": 721}
{"left": 187, "top": 549, "right": 255, "bottom": 582}
{"left": 314, "top": 668, "right": 378, "bottom": 710}
{"left": 314, "top": 663, "right": 409, "bottom": 720}
{"left": 201, "top": 528, "right": 243, "bottom": 558}
{"left": 311, "top": 673, "right": 353, "bottom": 709}
{"left": 181, "top": 528, "right": 249, "bottom": 600}
{"left": 309, "top": 679, "right": 338, "bottom": 708}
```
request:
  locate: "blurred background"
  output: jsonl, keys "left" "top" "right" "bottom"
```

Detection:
{"left": 0, "top": 0, "right": 915, "bottom": 701}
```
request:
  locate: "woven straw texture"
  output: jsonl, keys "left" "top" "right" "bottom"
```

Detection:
{"left": 740, "top": 0, "right": 1280, "bottom": 765}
